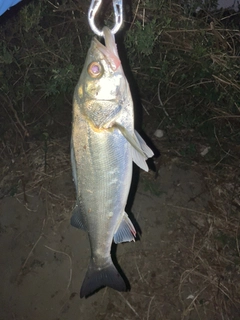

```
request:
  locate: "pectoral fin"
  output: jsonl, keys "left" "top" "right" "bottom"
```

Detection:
{"left": 114, "top": 123, "right": 154, "bottom": 172}
{"left": 113, "top": 212, "right": 136, "bottom": 244}
{"left": 134, "top": 130, "right": 154, "bottom": 158}
{"left": 71, "top": 204, "right": 86, "bottom": 230}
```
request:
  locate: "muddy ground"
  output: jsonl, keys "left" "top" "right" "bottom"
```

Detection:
{"left": 2, "top": 134, "right": 239, "bottom": 320}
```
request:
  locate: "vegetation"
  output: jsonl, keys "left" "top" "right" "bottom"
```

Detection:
{"left": 125, "top": 1, "right": 240, "bottom": 168}
{"left": 0, "top": 0, "right": 90, "bottom": 144}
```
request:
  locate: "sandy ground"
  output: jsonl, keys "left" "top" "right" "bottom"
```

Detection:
{"left": 1, "top": 137, "right": 218, "bottom": 320}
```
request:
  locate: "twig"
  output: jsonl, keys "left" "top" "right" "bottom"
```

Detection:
{"left": 130, "top": 0, "right": 141, "bottom": 29}
{"left": 210, "top": 21, "right": 228, "bottom": 50}
{"left": 236, "top": 224, "right": 240, "bottom": 257}
{"left": 157, "top": 81, "right": 172, "bottom": 120}
{"left": 167, "top": 204, "right": 212, "bottom": 217}
{"left": 118, "top": 292, "right": 140, "bottom": 318}
{"left": 134, "top": 256, "right": 143, "bottom": 282}
{"left": 213, "top": 149, "right": 231, "bottom": 169}
{"left": 72, "top": 10, "right": 83, "bottom": 51}
{"left": 147, "top": 296, "right": 155, "bottom": 320}
{"left": 7, "top": 96, "right": 29, "bottom": 138}
{"left": 47, "top": 0, "right": 59, "bottom": 9}
{"left": 181, "top": 285, "right": 210, "bottom": 320}
{"left": 45, "top": 245, "right": 73, "bottom": 292}
{"left": 212, "top": 74, "right": 240, "bottom": 91}
{"left": 142, "top": 103, "right": 150, "bottom": 115}
{"left": 17, "top": 219, "right": 46, "bottom": 280}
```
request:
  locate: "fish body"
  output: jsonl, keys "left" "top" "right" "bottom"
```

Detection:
{"left": 71, "top": 27, "right": 153, "bottom": 298}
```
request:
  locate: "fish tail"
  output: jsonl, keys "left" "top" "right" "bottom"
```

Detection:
{"left": 80, "top": 259, "right": 126, "bottom": 298}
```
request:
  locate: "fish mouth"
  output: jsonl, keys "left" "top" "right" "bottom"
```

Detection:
{"left": 93, "top": 27, "right": 121, "bottom": 71}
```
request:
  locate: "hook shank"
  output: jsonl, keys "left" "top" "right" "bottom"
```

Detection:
{"left": 88, "top": 0, "right": 123, "bottom": 37}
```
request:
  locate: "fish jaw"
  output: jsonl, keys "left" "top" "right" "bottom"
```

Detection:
{"left": 93, "top": 26, "right": 121, "bottom": 71}
{"left": 93, "top": 38, "right": 121, "bottom": 72}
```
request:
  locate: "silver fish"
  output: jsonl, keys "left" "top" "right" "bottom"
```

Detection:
{"left": 71, "top": 26, "right": 153, "bottom": 298}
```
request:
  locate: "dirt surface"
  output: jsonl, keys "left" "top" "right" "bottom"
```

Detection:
{"left": 1, "top": 135, "right": 227, "bottom": 320}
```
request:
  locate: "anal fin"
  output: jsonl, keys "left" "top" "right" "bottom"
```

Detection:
{"left": 113, "top": 212, "right": 136, "bottom": 244}
{"left": 70, "top": 204, "right": 85, "bottom": 230}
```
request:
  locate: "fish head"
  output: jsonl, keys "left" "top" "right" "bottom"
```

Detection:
{"left": 81, "top": 27, "right": 125, "bottom": 101}
{"left": 74, "top": 27, "right": 129, "bottom": 129}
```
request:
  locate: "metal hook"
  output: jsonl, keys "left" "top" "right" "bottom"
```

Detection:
{"left": 88, "top": 0, "right": 123, "bottom": 37}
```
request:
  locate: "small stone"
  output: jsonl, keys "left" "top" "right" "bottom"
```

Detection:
{"left": 200, "top": 146, "right": 211, "bottom": 157}
{"left": 154, "top": 129, "right": 164, "bottom": 138}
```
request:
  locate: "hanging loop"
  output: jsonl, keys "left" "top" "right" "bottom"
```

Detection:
{"left": 88, "top": 0, "right": 123, "bottom": 37}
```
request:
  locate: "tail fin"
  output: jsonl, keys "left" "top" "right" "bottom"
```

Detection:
{"left": 80, "top": 259, "right": 126, "bottom": 298}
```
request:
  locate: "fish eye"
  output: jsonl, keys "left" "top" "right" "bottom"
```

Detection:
{"left": 87, "top": 62, "right": 103, "bottom": 78}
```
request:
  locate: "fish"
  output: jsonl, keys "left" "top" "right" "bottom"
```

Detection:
{"left": 71, "top": 26, "right": 153, "bottom": 298}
